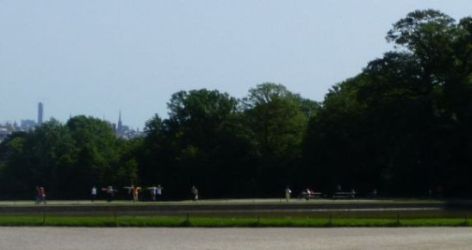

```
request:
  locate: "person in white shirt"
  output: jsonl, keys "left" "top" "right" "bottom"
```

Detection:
{"left": 191, "top": 186, "right": 199, "bottom": 201}
{"left": 147, "top": 186, "right": 157, "bottom": 201}
{"left": 156, "top": 185, "right": 163, "bottom": 197}
{"left": 147, "top": 185, "right": 163, "bottom": 201}
{"left": 285, "top": 186, "right": 292, "bottom": 202}
{"left": 91, "top": 186, "right": 97, "bottom": 202}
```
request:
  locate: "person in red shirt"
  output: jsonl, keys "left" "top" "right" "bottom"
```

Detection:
{"left": 131, "top": 186, "right": 141, "bottom": 202}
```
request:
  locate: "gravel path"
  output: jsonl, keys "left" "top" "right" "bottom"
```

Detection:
{"left": 0, "top": 227, "right": 471, "bottom": 250}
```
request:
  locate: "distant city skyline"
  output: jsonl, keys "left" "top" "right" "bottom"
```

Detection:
{"left": 1, "top": 1, "right": 472, "bottom": 129}
{"left": 0, "top": 102, "right": 142, "bottom": 142}
{"left": 1, "top": 101, "right": 139, "bottom": 130}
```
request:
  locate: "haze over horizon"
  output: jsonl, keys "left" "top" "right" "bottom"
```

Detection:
{"left": 1, "top": 0, "right": 471, "bottom": 129}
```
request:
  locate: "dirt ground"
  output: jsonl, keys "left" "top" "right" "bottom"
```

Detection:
{"left": 0, "top": 227, "right": 471, "bottom": 250}
{"left": 0, "top": 199, "right": 445, "bottom": 217}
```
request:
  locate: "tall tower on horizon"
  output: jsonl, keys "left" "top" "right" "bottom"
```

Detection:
{"left": 37, "top": 102, "right": 43, "bottom": 125}
{"left": 117, "top": 111, "right": 123, "bottom": 134}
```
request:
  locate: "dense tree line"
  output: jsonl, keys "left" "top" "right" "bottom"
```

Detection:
{"left": 304, "top": 10, "right": 472, "bottom": 197}
{"left": 1, "top": 10, "right": 472, "bottom": 199}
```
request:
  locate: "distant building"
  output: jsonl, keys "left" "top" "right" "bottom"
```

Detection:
{"left": 0, "top": 126, "right": 9, "bottom": 143}
{"left": 0, "top": 103, "right": 45, "bottom": 142}
{"left": 117, "top": 111, "right": 123, "bottom": 135}
{"left": 0, "top": 122, "right": 19, "bottom": 142}
{"left": 114, "top": 112, "right": 143, "bottom": 140}
{"left": 37, "top": 102, "right": 43, "bottom": 125}
{"left": 20, "top": 119, "right": 36, "bottom": 131}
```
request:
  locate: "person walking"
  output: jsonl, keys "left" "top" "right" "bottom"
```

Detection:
{"left": 305, "top": 188, "right": 311, "bottom": 200}
{"left": 148, "top": 186, "right": 157, "bottom": 201}
{"left": 35, "top": 186, "right": 41, "bottom": 204}
{"left": 91, "top": 186, "right": 97, "bottom": 202}
{"left": 191, "top": 186, "right": 199, "bottom": 201}
{"left": 147, "top": 185, "right": 163, "bottom": 201}
{"left": 123, "top": 185, "right": 141, "bottom": 202}
{"left": 39, "top": 187, "right": 46, "bottom": 204}
{"left": 156, "top": 185, "right": 163, "bottom": 199}
{"left": 285, "top": 186, "right": 292, "bottom": 202}
{"left": 102, "top": 186, "right": 116, "bottom": 202}
{"left": 131, "top": 185, "right": 141, "bottom": 202}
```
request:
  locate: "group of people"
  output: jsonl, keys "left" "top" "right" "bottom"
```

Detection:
{"left": 284, "top": 185, "right": 363, "bottom": 201}
{"left": 90, "top": 185, "right": 200, "bottom": 202}
{"left": 90, "top": 185, "right": 164, "bottom": 202}
{"left": 284, "top": 187, "right": 319, "bottom": 201}
{"left": 34, "top": 184, "right": 376, "bottom": 203}
{"left": 147, "top": 185, "right": 164, "bottom": 201}
{"left": 35, "top": 184, "right": 200, "bottom": 203}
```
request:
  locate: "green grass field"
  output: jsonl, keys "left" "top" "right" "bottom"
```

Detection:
{"left": 0, "top": 215, "right": 470, "bottom": 227}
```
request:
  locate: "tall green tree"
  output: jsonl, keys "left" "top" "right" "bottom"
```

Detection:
{"left": 303, "top": 10, "right": 472, "bottom": 196}
{"left": 0, "top": 121, "right": 76, "bottom": 198}
{"left": 141, "top": 89, "right": 256, "bottom": 198}
{"left": 242, "top": 83, "right": 318, "bottom": 195}
{"left": 65, "top": 116, "right": 121, "bottom": 196}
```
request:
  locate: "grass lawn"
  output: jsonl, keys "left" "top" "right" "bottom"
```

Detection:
{"left": 0, "top": 214, "right": 470, "bottom": 227}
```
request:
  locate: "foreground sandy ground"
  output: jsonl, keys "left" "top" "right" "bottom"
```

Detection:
{"left": 0, "top": 227, "right": 471, "bottom": 250}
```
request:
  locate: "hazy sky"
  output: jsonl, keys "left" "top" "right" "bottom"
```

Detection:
{"left": 1, "top": 1, "right": 471, "bottom": 129}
